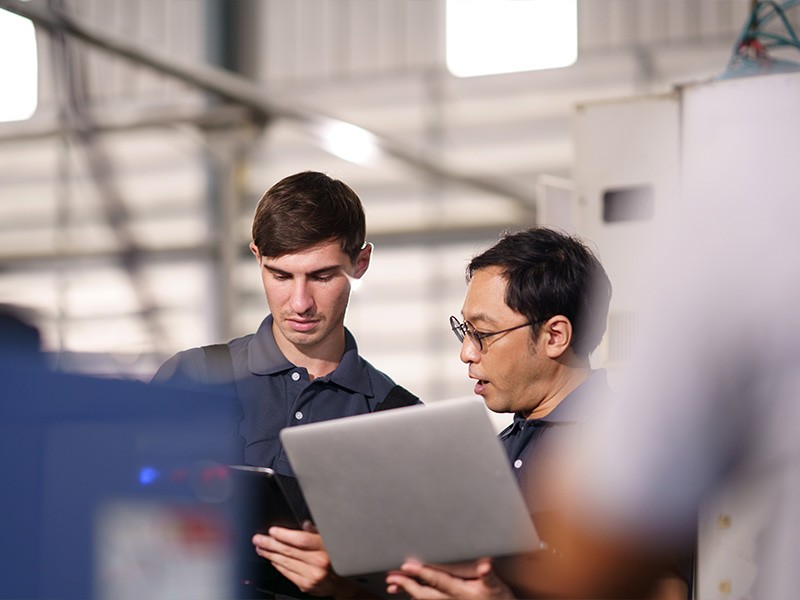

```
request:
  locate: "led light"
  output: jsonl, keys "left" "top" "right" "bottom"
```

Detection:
{"left": 138, "top": 467, "right": 160, "bottom": 486}
{"left": 446, "top": 0, "right": 577, "bottom": 78}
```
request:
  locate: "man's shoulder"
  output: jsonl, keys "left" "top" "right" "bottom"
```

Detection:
{"left": 357, "top": 356, "right": 421, "bottom": 407}
{"left": 151, "top": 347, "right": 205, "bottom": 384}
{"left": 556, "top": 368, "right": 612, "bottom": 423}
{"left": 151, "top": 333, "right": 255, "bottom": 386}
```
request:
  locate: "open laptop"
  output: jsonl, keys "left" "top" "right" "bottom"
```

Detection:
{"left": 280, "top": 397, "right": 540, "bottom": 591}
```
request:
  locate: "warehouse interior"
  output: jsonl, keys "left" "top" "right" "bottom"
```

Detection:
{"left": 4, "top": 0, "right": 795, "bottom": 401}
{"left": 2, "top": 2, "right": 800, "bottom": 598}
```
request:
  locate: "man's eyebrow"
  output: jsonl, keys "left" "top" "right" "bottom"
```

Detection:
{"left": 464, "top": 311, "right": 497, "bottom": 326}
{"left": 264, "top": 265, "right": 291, "bottom": 276}
{"left": 263, "top": 264, "right": 342, "bottom": 277}
{"left": 308, "top": 265, "right": 342, "bottom": 277}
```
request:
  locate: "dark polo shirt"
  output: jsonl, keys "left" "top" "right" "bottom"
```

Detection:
{"left": 498, "top": 369, "right": 610, "bottom": 513}
{"left": 154, "top": 315, "right": 417, "bottom": 476}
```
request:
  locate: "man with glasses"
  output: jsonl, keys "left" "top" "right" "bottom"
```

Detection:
{"left": 386, "top": 228, "right": 690, "bottom": 600}
{"left": 451, "top": 227, "right": 612, "bottom": 500}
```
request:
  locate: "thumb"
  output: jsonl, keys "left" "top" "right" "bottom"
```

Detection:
{"left": 477, "top": 559, "right": 508, "bottom": 594}
{"left": 475, "top": 558, "right": 494, "bottom": 578}
{"left": 302, "top": 520, "right": 318, "bottom": 533}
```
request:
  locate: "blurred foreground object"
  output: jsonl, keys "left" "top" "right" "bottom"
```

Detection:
{"left": 0, "top": 344, "right": 238, "bottom": 599}
{"left": 0, "top": 303, "right": 43, "bottom": 367}
{"left": 513, "top": 70, "right": 800, "bottom": 599}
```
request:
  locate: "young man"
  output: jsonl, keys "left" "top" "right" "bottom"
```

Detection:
{"left": 153, "top": 171, "right": 419, "bottom": 598}
{"left": 385, "top": 228, "right": 690, "bottom": 600}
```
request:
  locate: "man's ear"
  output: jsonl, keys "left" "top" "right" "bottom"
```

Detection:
{"left": 542, "top": 315, "right": 573, "bottom": 359}
{"left": 352, "top": 242, "right": 373, "bottom": 279}
{"left": 249, "top": 242, "right": 262, "bottom": 264}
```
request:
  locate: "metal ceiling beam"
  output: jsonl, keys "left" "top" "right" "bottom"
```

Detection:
{"left": 0, "top": 222, "right": 517, "bottom": 271}
{"left": 0, "top": 102, "right": 253, "bottom": 143}
{"left": 0, "top": 0, "right": 536, "bottom": 210}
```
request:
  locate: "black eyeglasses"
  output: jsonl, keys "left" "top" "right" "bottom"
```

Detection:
{"left": 449, "top": 315, "right": 536, "bottom": 351}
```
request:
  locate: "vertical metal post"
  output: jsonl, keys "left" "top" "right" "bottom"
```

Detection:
{"left": 201, "top": 0, "right": 261, "bottom": 342}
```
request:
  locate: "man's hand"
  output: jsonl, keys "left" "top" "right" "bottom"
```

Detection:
{"left": 252, "top": 522, "right": 365, "bottom": 599}
{"left": 385, "top": 558, "right": 515, "bottom": 600}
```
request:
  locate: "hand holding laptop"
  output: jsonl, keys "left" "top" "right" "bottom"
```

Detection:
{"left": 253, "top": 524, "right": 369, "bottom": 599}
{"left": 386, "top": 558, "right": 515, "bottom": 600}
{"left": 279, "top": 399, "right": 541, "bottom": 598}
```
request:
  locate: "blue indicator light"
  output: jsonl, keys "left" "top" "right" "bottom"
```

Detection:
{"left": 138, "top": 466, "right": 160, "bottom": 485}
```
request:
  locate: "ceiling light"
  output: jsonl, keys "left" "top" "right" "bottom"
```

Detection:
{"left": 321, "top": 121, "right": 379, "bottom": 165}
{"left": 446, "top": 0, "right": 578, "bottom": 78}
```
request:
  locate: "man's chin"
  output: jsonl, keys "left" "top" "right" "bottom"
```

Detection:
{"left": 283, "top": 330, "right": 322, "bottom": 346}
{"left": 482, "top": 396, "right": 510, "bottom": 415}
{"left": 274, "top": 321, "right": 318, "bottom": 343}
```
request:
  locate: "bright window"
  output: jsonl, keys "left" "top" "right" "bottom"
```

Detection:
{"left": 0, "top": 8, "right": 38, "bottom": 122}
{"left": 446, "top": 0, "right": 577, "bottom": 78}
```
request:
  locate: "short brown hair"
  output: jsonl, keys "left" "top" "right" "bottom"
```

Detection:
{"left": 251, "top": 171, "right": 366, "bottom": 261}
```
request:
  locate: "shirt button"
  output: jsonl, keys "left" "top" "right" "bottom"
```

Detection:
{"left": 513, "top": 459, "right": 523, "bottom": 469}
{"left": 295, "top": 411, "right": 303, "bottom": 420}
{"left": 291, "top": 372, "right": 300, "bottom": 381}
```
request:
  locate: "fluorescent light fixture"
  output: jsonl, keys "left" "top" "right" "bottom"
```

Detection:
{"left": 446, "top": 0, "right": 577, "bottom": 78}
{"left": 321, "top": 121, "right": 379, "bottom": 165}
{"left": 0, "top": 8, "right": 38, "bottom": 122}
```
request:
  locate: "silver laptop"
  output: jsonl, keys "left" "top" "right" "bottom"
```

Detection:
{"left": 279, "top": 397, "right": 540, "bottom": 581}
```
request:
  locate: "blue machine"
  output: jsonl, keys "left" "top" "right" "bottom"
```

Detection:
{"left": 0, "top": 361, "right": 238, "bottom": 599}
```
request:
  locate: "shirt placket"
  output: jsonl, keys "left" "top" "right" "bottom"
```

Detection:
{"left": 285, "top": 367, "right": 313, "bottom": 426}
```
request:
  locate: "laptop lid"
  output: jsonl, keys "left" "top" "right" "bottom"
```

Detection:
{"left": 279, "top": 398, "right": 540, "bottom": 578}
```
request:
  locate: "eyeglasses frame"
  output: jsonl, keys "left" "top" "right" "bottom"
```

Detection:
{"left": 449, "top": 315, "right": 538, "bottom": 352}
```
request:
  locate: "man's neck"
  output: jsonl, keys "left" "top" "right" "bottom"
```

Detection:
{"left": 525, "top": 363, "right": 591, "bottom": 420}
{"left": 273, "top": 326, "right": 346, "bottom": 380}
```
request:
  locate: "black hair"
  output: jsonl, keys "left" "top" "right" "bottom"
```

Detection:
{"left": 467, "top": 228, "right": 612, "bottom": 357}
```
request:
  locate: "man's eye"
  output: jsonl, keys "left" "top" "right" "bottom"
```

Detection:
{"left": 313, "top": 274, "right": 335, "bottom": 282}
{"left": 272, "top": 273, "right": 291, "bottom": 281}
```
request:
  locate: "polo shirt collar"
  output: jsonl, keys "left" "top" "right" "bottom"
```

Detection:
{"left": 247, "top": 315, "right": 374, "bottom": 397}
{"left": 248, "top": 315, "right": 294, "bottom": 375}
{"left": 325, "top": 334, "right": 374, "bottom": 397}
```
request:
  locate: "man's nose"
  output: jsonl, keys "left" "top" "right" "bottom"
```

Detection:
{"left": 289, "top": 280, "right": 315, "bottom": 314}
{"left": 459, "top": 335, "right": 479, "bottom": 364}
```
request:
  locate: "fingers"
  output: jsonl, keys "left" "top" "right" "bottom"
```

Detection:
{"left": 252, "top": 533, "right": 291, "bottom": 557}
{"left": 251, "top": 532, "right": 330, "bottom": 569}
{"left": 268, "top": 556, "right": 332, "bottom": 595}
{"left": 395, "top": 561, "right": 464, "bottom": 599}
{"left": 267, "top": 553, "right": 310, "bottom": 582}
{"left": 401, "top": 561, "right": 459, "bottom": 589}
{"left": 386, "top": 560, "right": 516, "bottom": 600}
{"left": 385, "top": 571, "right": 450, "bottom": 600}
{"left": 259, "top": 526, "right": 324, "bottom": 550}
{"left": 252, "top": 538, "right": 329, "bottom": 593}
{"left": 475, "top": 558, "right": 493, "bottom": 578}
{"left": 251, "top": 526, "right": 347, "bottom": 597}
{"left": 475, "top": 559, "right": 515, "bottom": 599}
